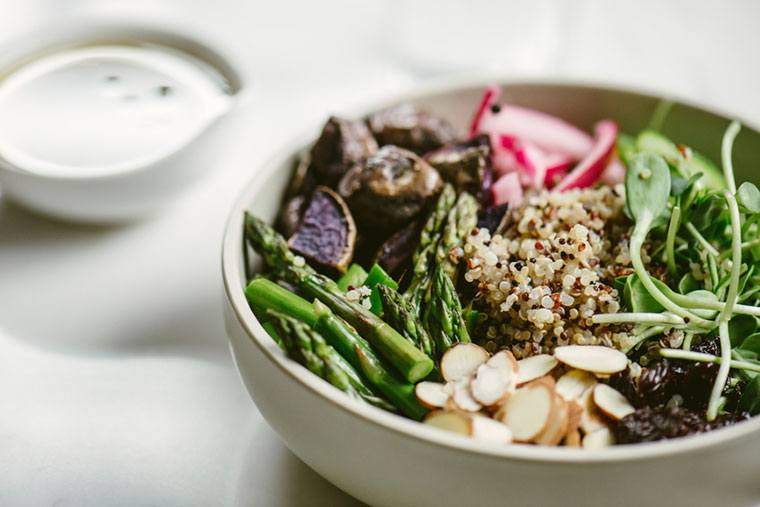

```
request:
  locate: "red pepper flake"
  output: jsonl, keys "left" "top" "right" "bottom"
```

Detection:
{"left": 535, "top": 241, "right": 544, "bottom": 250}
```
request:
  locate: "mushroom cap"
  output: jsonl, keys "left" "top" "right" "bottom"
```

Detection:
{"left": 340, "top": 145, "right": 443, "bottom": 230}
{"left": 310, "top": 116, "right": 378, "bottom": 187}
{"left": 368, "top": 104, "right": 458, "bottom": 155}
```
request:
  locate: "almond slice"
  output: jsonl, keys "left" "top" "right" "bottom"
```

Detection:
{"left": 556, "top": 369, "right": 597, "bottom": 401}
{"left": 535, "top": 394, "right": 569, "bottom": 446}
{"left": 579, "top": 385, "right": 607, "bottom": 434}
{"left": 516, "top": 354, "right": 559, "bottom": 384}
{"left": 415, "top": 381, "right": 449, "bottom": 410}
{"left": 450, "top": 380, "right": 482, "bottom": 412}
{"left": 593, "top": 384, "right": 635, "bottom": 420}
{"left": 553, "top": 345, "right": 627, "bottom": 374}
{"left": 471, "top": 415, "right": 513, "bottom": 444}
{"left": 564, "top": 429, "right": 582, "bottom": 447}
{"left": 471, "top": 357, "right": 517, "bottom": 407}
{"left": 425, "top": 410, "right": 472, "bottom": 436}
{"left": 582, "top": 427, "right": 615, "bottom": 449}
{"left": 565, "top": 400, "right": 583, "bottom": 436}
{"left": 487, "top": 350, "right": 519, "bottom": 374}
{"left": 496, "top": 382, "right": 554, "bottom": 442}
{"left": 440, "top": 343, "right": 490, "bottom": 382}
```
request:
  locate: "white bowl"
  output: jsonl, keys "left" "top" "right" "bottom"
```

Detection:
{"left": 222, "top": 79, "right": 760, "bottom": 507}
{"left": 0, "top": 25, "right": 246, "bottom": 223}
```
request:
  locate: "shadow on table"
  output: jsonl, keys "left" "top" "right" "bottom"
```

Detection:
{"left": 0, "top": 198, "right": 229, "bottom": 365}
{"left": 232, "top": 420, "right": 365, "bottom": 507}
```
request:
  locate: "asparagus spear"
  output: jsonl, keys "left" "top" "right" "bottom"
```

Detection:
{"left": 424, "top": 265, "right": 471, "bottom": 355}
{"left": 436, "top": 191, "right": 479, "bottom": 279}
{"left": 244, "top": 213, "right": 434, "bottom": 383}
{"left": 246, "top": 279, "right": 426, "bottom": 419}
{"left": 377, "top": 284, "right": 434, "bottom": 358}
{"left": 313, "top": 301, "right": 427, "bottom": 420}
{"left": 405, "top": 184, "right": 456, "bottom": 306}
{"left": 267, "top": 310, "right": 394, "bottom": 411}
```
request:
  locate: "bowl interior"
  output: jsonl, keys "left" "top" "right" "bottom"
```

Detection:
{"left": 224, "top": 80, "right": 760, "bottom": 462}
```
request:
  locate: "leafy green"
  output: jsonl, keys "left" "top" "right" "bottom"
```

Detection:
{"left": 739, "top": 332, "right": 760, "bottom": 356}
{"left": 678, "top": 273, "right": 700, "bottom": 294}
{"left": 739, "top": 376, "right": 760, "bottom": 415}
{"left": 625, "top": 152, "right": 671, "bottom": 227}
{"left": 624, "top": 275, "right": 664, "bottom": 313}
{"left": 737, "top": 182, "right": 760, "bottom": 214}
{"left": 729, "top": 314, "right": 759, "bottom": 348}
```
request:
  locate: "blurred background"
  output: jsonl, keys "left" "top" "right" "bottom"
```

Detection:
{"left": 1, "top": 1, "right": 758, "bottom": 505}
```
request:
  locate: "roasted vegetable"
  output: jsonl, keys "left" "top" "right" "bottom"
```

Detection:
{"left": 288, "top": 186, "right": 357, "bottom": 274}
{"left": 310, "top": 116, "right": 378, "bottom": 187}
{"left": 368, "top": 104, "right": 457, "bottom": 155}
{"left": 425, "top": 134, "right": 493, "bottom": 202}
{"left": 339, "top": 145, "right": 443, "bottom": 230}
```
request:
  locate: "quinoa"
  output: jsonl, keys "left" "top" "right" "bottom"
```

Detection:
{"left": 461, "top": 185, "right": 635, "bottom": 358}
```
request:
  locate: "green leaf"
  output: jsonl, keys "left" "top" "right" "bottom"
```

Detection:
{"left": 739, "top": 332, "right": 760, "bottom": 356}
{"left": 617, "top": 133, "right": 638, "bottom": 165}
{"left": 625, "top": 152, "right": 672, "bottom": 227}
{"left": 678, "top": 273, "right": 700, "bottom": 294}
{"left": 624, "top": 275, "right": 664, "bottom": 313}
{"left": 738, "top": 376, "right": 760, "bottom": 415}
{"left": 729, "top": 314, "right": 759, "bottom": 348}
{"left": 737, "top": 182, "right": 760, "bottom": 213}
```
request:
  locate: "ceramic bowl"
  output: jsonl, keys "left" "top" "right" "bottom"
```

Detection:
{"left": 0, "top": 24, "right": 246, "bottom": 223}
{"left": 222, "top": 79, "right": 760, "bottom": 507}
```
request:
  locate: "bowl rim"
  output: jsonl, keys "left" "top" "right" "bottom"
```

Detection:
{"left": 222, "top": 75, "right": 760, "bottom": 464}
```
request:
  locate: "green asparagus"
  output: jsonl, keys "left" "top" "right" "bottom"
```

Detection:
{"left": 377, "top": 284, "right": 434, "bottom": 358}
{"left": 313, "top": 301, "right": 427, "bottom": 420}
{"left": 267, "top": 310, "right": 394, "bottom": 411}
{"left": 436, "top": 191, "right": 479, "bottom": 279}
{"left": 424, "top": 265, "right": 471, "bottom": 355}
{"left": 244, "top": 213, "right": 434, "bottom": 383}
{"left": 405, "top": 184, "right": 456, "bottom": 306}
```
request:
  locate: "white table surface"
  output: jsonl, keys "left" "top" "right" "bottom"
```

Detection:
{"left": 1, "top": 1, "right": 759, "bottom": 505}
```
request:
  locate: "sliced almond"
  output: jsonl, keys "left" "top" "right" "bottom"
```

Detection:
{"left": 496, "top": 382, "right": 554, "bottom": 442}
{"left": 415, "top": 381, "right": 449, "bottom": 410}
{"left": 553, "top": 345, "right": 627, "bottom": 375}
{"left": 440, "top": 343, "right": 489, "bottom": 382}
{"left": 556, "top": 369, "right": 597, "bottom": 401}
{"left": 450, "top": 380, "right": 482, "bottom": 412}
{"left": 535, "top": 394, "right": 569, "bottom": 446}
{"left": 471, "top": 415, "right": 513, "bottom": 444}
{"left": 593, "top": 384, "right": 635, "bottom": 420}
{"left": 564, "top": 429, "right": 582, "bottom": 447}
{"left": 565, "top": 400, "right": 583, "bottom": 436}
{"left": 579, "top": 385, "right": 607, "bottom": 434}
{"left": 487, "top": 350, "right": 519, "bottom": 374}
{"left": 582, "top": 427, "right": 615, "bottom": 449}
{"left": 424, "top": 410, "right": 472, "bottom": 436}
{"left": 471, "top": 357, "right": 517, "bottom": 407}
{"left": 516, "top": 354, "right": 559, "bottom": 384}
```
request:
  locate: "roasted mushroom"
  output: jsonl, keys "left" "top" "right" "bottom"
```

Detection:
{"left": 288, "top": 186, "right": 356, "bottom": 273}
{"left": 368, "top": 104, "right": 458, "bottom": 155}
{"left": 425, "top": 134, "right": 493, "bottom": 203}
{"left": 374, "top": 220, "right": 423, "bottom": 277}
{"left": 339, "top": 145, "right": 443, "bottom": 230}
{"left": 477, "top": 203, "right": 511, "bottom": 234}
{"left": 310, "top": 116, "right": 378, "bottom": 187}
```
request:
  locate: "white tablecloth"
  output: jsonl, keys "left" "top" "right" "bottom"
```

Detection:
{"left": 1, "top": 1, "right": 758, "bottom": 505}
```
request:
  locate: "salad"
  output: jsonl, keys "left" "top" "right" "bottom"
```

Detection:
{"left": 241, "top": 86, "right": 760, "bottom": 448}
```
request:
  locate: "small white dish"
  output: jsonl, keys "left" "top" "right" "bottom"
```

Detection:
{"left": 0, "top": 25, "right": 246, "bottom": 223}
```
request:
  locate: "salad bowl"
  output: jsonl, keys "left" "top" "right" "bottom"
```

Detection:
{"left": 222, "top": 79, "right": 760, "bottom": 507}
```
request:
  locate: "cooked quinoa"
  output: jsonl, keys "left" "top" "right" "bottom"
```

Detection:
{"left": 460, "top": 184, "right": 638, "bottom": 358}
